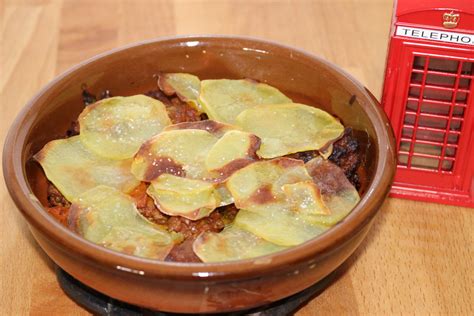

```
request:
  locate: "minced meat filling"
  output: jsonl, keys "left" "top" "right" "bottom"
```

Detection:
{"left": 328, "top": 128, "right": 362, "bottom": 190}
{"left": 45, "top": 86, "right": 364, "bottom": 262}
{"left": 285, "top": 128, "right": 362, "bottom": 191}
{"left": 47, "top": 182, "right": 71, "bottom": 208}
{"left": 145, "top": 89, "right": 201, "bottom": 124}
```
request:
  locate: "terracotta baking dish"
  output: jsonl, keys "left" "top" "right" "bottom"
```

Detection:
{"left": 3, "top": 36, "right": 396, "bottom": 313}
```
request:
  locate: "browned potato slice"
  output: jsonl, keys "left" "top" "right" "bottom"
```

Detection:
{"left": 131, "top": 129, "right": 218, "bottom": 182}
{"left": 79, "top": 95, "right": 171, "bottom": 160}
{"left": 133, "top": 123, "right": 261, "bottom": 184}
{"left": 147, "top": 174, "right": 218, "bottom": 220}
{"left": 305, "top": 157, "right": 360, "bottom": 226}
{"left": 193, "top": 226, "right": 286, "bottom": 262}
{"left": 205, "top": 130, "right": 260, "bottom": 173}
{"left": 164, "top": 120, "right": 236, "bottom": 138}
{"left": 225, "top": 158, "right": 312, "bottom": 209}
{"left": 158, "top": 73, "right": 201, "bottom": 112}
{"left": 34, "top": 136, "right": 140, "bottom": 202}
{"left": 235, "top": 103, "right": 344, "bottom": 158}
{"left": 68, "top": 186, "right": 177, "bottom": 259}
{"left": 226, "top": 157, "right": 338, "bottom": 246}
{"left": 199, "top": 79, "right": 291, "bottom": 124}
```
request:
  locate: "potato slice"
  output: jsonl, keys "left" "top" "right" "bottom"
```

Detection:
{"left": 282, "top": 181, "right": 331, "bottom": 215}
{"left": 235, "top": 103, "right": 344, "bottom": 158}
{"left": 199, "top": 79, "right": 291, "bottom": 124}
{"left": 234, "top": 208, "right": 328, "bottom": 246}
{"left": 147, "top": 174, "right": 218, "bottom": 220}
{"left": 34, "top": 136, "right": 140, "bottom": 202}
{"left": 225, "top": 158, "right": 312, "bottom": 209}
{"left": 131, "top": 129, "right": 218, "bottom": 181}
{"left": 205, "top": 130, "right": 260, "bottom": 175}
{"left": 164, "top": 120, "right": 236, "bottom": 138}
{"left": 193, "top": 226, "right": 286, "bottom": 262}
{"left": 305, "top": 157, "right": 360, "bottom": 226}
{"left": 226, "top": 157, "right": 332, "bottom": 246}
{"left": 158, "top": 73, "right": 201, "bottom": 112}
{"left": 79, "top": 95, "right": 171, "bottom": 160}
{"left": 132, "top": 125, "right": 260, "bottom": 184}
{"left": 166, "top": 122, "right": 261, "bottom": 180}
{"left": 68, "top": 186, "right": 176, "bottom": 259}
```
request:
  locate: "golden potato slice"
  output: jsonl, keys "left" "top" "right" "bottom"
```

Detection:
{"left": 132, "top": 125, "right": 259, "bottom": 184}
{"left": 235, "top": 103, "right": 344, "bottom": 158}
{"left": 234, "top": 208, "right": 328, "bottom": 246}
{"left": 158, "top": 73, "right": 201, "bottom": 112}
{"left": 34, "top": 136, "right": 140, "bottom": 202}
{"left": 147, "top": 174, "right": 218, "bottom": 220}
{"left": 193, "top": 226, "right": 286, "bottom": 262}
{"left": 282, "top": 181, "right": 331, "bottom": 215}
{"left": 225, "top": 158, "right": 312, "bottom": 209}
{"left": 205, "top": 130, "right": 260, "bottom": 173}
{"left": 305, "top": 157, "right": 360, "bottom": 226}
{"left": 199, "top": 79, "right": 291, "bottom": 124}
{"left": 226, "top": 157, "right": 333, "bottom": 246}
{"left": 68, "top": 186, "right": 177, "bottom": 259}
{"left": 79, "top": 95, "right": 171, "bottom": 160}
{"left": 164, "top": 120, "right": 236, "bottom": 138}
{"left": 150, "top": 173, "right": 214, "bottom": 192}
{"left": 131, "top": 129, "right": 218, "bottom": 181}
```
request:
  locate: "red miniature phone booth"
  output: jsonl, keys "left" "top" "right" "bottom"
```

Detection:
{"left": 382, "top": 0, "right": 474, "bottom": 207}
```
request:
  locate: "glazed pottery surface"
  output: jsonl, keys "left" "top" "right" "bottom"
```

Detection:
{"left": 3, "top": 36, "right": 396, "bottom": 313}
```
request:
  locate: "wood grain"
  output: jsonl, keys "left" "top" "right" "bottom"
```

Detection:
{"left": 1, "top": 0, "right": 472, "bottom": 315}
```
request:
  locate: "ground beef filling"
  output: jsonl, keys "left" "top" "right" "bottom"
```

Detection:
{"left": 145, "top": 89, "right": 201, "bottom": 123}
{"left": 128, "top": 182, "right": 238, "bottom": 262}
{"left": 285, "top": 128, "right": 363, "bottom": 191}
{"left": 128, "top": 183, "right": 237, "bottom": 238}
{"left": 45, "top": 87, "right": 365, "bottom": 262}
{"left": 328, "top": 128, "right": 362, "bottom": 190}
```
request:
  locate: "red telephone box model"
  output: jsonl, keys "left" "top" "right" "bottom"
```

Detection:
{"left": 382, "top": 0, "right": 474, "bottom": 207}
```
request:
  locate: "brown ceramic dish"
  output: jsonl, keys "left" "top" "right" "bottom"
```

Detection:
{"left": 3, "top": 36, "right": 396, "bottom": 313}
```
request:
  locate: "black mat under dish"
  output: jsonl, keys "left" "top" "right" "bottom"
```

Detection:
{"left": 56, "top": 267, "right": 338, "bottom": 316}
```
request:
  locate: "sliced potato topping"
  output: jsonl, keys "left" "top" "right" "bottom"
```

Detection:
{"left": 147, "top": 174, "right": 218, "bottom": 220}
{"left": 68, "top": 186, "right": 177, "bottom": 259}
{"left": 34, "top": 136, "right": 140, "bottom": 202}
{"left": 235, "top": 103, "right": 344, "bottom": 158}
{"left": 158, "top": 73, "right": 201, "bottom": 112}
{"left": 199, "top": 79, "right": 292, "bottom": 124}
{"left": 205, "top": 130, "right": 260, "bottom": 172}
{"left": 193, "top": 226, "right": 286, "bottom": 262}
{"left": 305, "top": 157, "right": 360, "bottom": 226}
{"left": 164, "top": 120, "right": 236, "bottom": 138}
{"left": 282, "top": 181, "right": 331, "bottom": 215}
{"left": 151, "top": 173, "right": 214, "bottom": 192}
{"left": 133, "top": 122, "right": 261, "bottom": 183}
{"left": 234, "top": 209, "right": 328, "bottom": 246}
{"left": 225, "top": 158, "right": 311, "bottom": 209}
{"left": 226, "top": 158, "right": 359, "bottom": 246}
{"left": 131, "top": 129, "right": 218, "bottom": 181}
{"left": 226, "top": 157, "right": 353, "bottom": 246}
{"left": 79, "top": 95, "right": 171, "bottom": 160}
{"left": 34, "top": 77, "right": 362, "bottom": 263}
{"left": 133, "top": 124, "right": 262, "bottom": 215}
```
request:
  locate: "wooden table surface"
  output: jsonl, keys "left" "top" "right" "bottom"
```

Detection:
{"left": 1, "top": 0, "right": 473, "bottom": 315}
